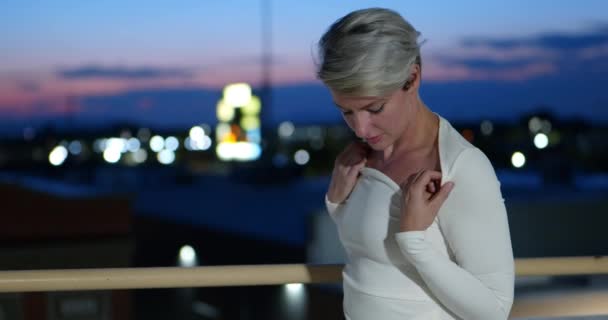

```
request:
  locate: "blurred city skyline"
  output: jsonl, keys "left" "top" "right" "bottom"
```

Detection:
{"left": 1, "top": 0, "right": 608, "bottom": 133}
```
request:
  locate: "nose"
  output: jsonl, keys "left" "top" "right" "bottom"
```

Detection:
{"left": 349, "top": 113, "right": 370, "bottom": 138}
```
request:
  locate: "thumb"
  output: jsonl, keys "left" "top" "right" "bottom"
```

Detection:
{"left": 356, "top": 157, "right": 367, "bottom": 168}
{"left": 430, "top": 181, "right": 454, "bottom": 206}
{"left": 400, "top": 172, "right": 416, "bottom": 191}
{"left": 348, "top": 157, "right": 366, "bottom": 178}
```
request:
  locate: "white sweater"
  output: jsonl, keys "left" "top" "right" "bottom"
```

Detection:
{"left": 326, "top": 116, "right": 514, "bottom": 320}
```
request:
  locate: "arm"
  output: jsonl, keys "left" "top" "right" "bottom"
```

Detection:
{"left": 396, "top": 148, "right": 514, "bottom": 320}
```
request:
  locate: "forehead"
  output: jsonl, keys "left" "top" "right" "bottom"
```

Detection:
{"left": 330, "top": 90, "right": 385, "bottom": 110}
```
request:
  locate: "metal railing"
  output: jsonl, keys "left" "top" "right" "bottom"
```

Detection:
{"left": 0, "top": 256, "right": 606, "bottom": 293}
{"left": 0, "top": 256, "right": 606, "bottom": 319}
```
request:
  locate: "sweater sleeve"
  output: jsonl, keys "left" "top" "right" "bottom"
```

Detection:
{"left": 395, "top": 148, "right": 515, "bottom": 320}
{"left": 325, "top": 195, "right": 342, "bottom": 222}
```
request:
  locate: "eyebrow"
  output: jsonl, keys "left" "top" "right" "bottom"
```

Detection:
{"left": 333, "top": 100, "right": 382, "bottom": 111}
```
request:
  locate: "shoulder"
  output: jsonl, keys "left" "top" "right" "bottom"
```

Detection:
{"left": 438, "top": 116, "right": 497, "bottom": 184}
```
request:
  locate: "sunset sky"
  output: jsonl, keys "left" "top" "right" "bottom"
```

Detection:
{"left": 1, "top": 0, "right": 607, "bottom": 128}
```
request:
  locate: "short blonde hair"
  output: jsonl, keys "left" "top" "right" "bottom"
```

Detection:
{"left": 316, "top": 8, "right": 422, "bottom": 96}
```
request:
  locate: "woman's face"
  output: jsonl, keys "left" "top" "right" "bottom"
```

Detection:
{"left": 331, "top": 86, "right": 414, "bottom": 151}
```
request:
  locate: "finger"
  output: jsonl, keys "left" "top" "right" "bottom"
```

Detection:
{"left": 406, "top": 170, "right": 426, "bottom": 192}
{"left": 342, "top": 143, "right": 367, "bottom": 165}
{"left": 352, "top": 143, "right": 369, "bottom": 160}
{"left": 430, "top": 181, "right": 455, "bottom": 206}
{"left": 338, "top": 143, "right": 356, "bottom": 159}
{"left": 414, "top": 170, "right": 442, "bottom": 186}
{"left": 355, "top": 157, "right": 367, "bottom": 172}
{"left": 347, "top": 158, "right": 367, "bottom": 179}
{"left": 426, "top": 181, "right": 436, "bottom": 193}
{"left": 408, "top": 169, "right": 424, "bottom": 185}
{"left": 401, "top": 171, "right": 418, "bottom": 190}
{"left": 343, "top": 142, "right": 354, "bottom": 152}
{"left": 347, "top": 153, "right": 365, "bottom": 166}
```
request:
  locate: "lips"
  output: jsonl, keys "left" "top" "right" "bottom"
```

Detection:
{"left": 366, "top": 135, "right": 382, "bottom": 144}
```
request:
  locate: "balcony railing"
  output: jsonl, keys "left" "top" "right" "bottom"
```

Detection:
{"left": 0, "top": 256, "right": 606, "bottom": 319}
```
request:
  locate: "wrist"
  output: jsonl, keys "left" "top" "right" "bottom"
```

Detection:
{"left": 326, "top": 192, "right": 341, "bottom": 204}
{"left": 399, "top": 218, "right": 427, "bottom": 232}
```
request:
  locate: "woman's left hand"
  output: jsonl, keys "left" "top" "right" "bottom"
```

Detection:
{"left": 399, "top": 170, "right": 455, "bottom": 232}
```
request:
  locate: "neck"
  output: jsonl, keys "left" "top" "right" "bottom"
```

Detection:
{"left": 381, "top": 98, "right": 438, "bottom": 162}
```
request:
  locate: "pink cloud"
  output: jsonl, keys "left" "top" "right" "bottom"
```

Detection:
{"left": 422, "top": 57, "right": 556, "bottom": 82}
{"left": 437, "top": 45, "right": 558, "bottom": 62}
{"left": 578, "top": 44, "right": 608, "bottom": 59}
{"left": 470, "top": 62, "right": 556, "bottom": 81}
{"left": 0, "top": 62, "right": 318, "bottom": 117}
{"left": 423, "top": 61, "right": 474, "bottom": 81}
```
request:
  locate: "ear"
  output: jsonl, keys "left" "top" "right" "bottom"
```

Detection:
{"left": 403, "top": 63, "right": 421, "bottom": 93}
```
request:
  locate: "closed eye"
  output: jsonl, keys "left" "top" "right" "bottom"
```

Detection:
{"left": 368, "top": 103, "right": 385, "bottom": 114}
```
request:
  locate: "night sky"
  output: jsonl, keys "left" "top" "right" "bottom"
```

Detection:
{"left": 1, "top": 0, "right": 607, "bottom": 133}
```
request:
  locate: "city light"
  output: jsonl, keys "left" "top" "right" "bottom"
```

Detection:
{"left": 186, "top": 136, "right": 212, "bottom": 151}
{"left": 49, "top": 146, "right": 68, "bottom": 166}
{"left": 223, "top": 83, "right": 252, "bottom": 107}
{"left": 216, "top": 83, "right": 262, "bottom": 162}
{"left": 282, "top": 283, "right": 307, "bottom": 317}
{"left": 294, "top": 149, "right": 310, "bottom": 165}
{"left": 157, "top": 150, "right": 176, "bottom": 165}
{"left": 187, "top": 125, "right": 213, "bottom": 151}
{"left": 534, "top": 133, "right": 549, "bottom": 149}
{"left": 242, "top": 96, "right": 261, "bottom": 115}
{"left": 165, "top": 136, "right": 179, "bottom": 152}
{"left": 103, "top": 149, "right": 121, "bottom": 164}
{"left": 68, "top": 141, "right": 82, "bottom": 155}
{"left": 542, "top": 119, "right": 552, "bottom": 133}
{"left": 178, "top": 245, "right": 197, "bottom": 267}
{"left": 511, "top": 151, "right": 526, "bottom": 168}
{"left": 215, "top": 123, "right": 231, "bottom": 141}
{"left": 480, "top": 120, "right": 494, "bottom": 136}
{"left": 247, "top": 130, "right": 262, "bottom": 144}
{"left": 126, "top": 138, "right": 141, "bottom": 152}
{"left": 286, "top": 283, "right": 303, "bottom": 294}
{"left": 111, "top": 138, "right": 127, "bottom": 151}
{"left": 216, "top": 142, "right": 261, "bottom": 161}
{"left": 200, "top": 124, "right": 211, "bottom": 135}
{"left": 529, "top": 117, "right": 542, "bottom": 133}
{"left": 150, "top": 135, "right": 165, "bottom": 152}
{"left": 278, "top": 121, "right": 295, "bottom": 138}
{"left": 217, "top": 99, "right": 235, "bottom": 122}
{"left": 184, "top": 137, "right": 193, "bottom": 151}
{"left": 103, "top": 138, "right": 126, "bottom": 164}
{"left": 132, "top": 149, "right": 148, "bottom": 163}
{"left": 241, "top": 115, "right": 261, "bottom": 131}
{"left": 199, "top": 136, "right": 212, "bottom": 150}
{"left": 189, "top": 126, "right": 206, "bottom": 140}
{"left": 93, "top": 139, "right": 107, "bottom": 153}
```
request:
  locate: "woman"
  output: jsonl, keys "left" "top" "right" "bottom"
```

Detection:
{"left": 318, "top": 8, "right": 514, "bottom": 320}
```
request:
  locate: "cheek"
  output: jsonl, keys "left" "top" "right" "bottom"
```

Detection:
{"left": 376, "top": 115, "right": 396, "bottom": 131}
{"left": 379, "top": 114, "right": 405, "bottom": 136}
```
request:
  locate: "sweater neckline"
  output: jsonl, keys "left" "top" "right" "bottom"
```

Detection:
{"left": 361, "top": 115, "right": 447, "bottom": 191}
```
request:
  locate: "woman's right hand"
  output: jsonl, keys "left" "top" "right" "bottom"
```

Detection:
{"left": 327, "top": 141, "right": 369, "bottom": 204}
